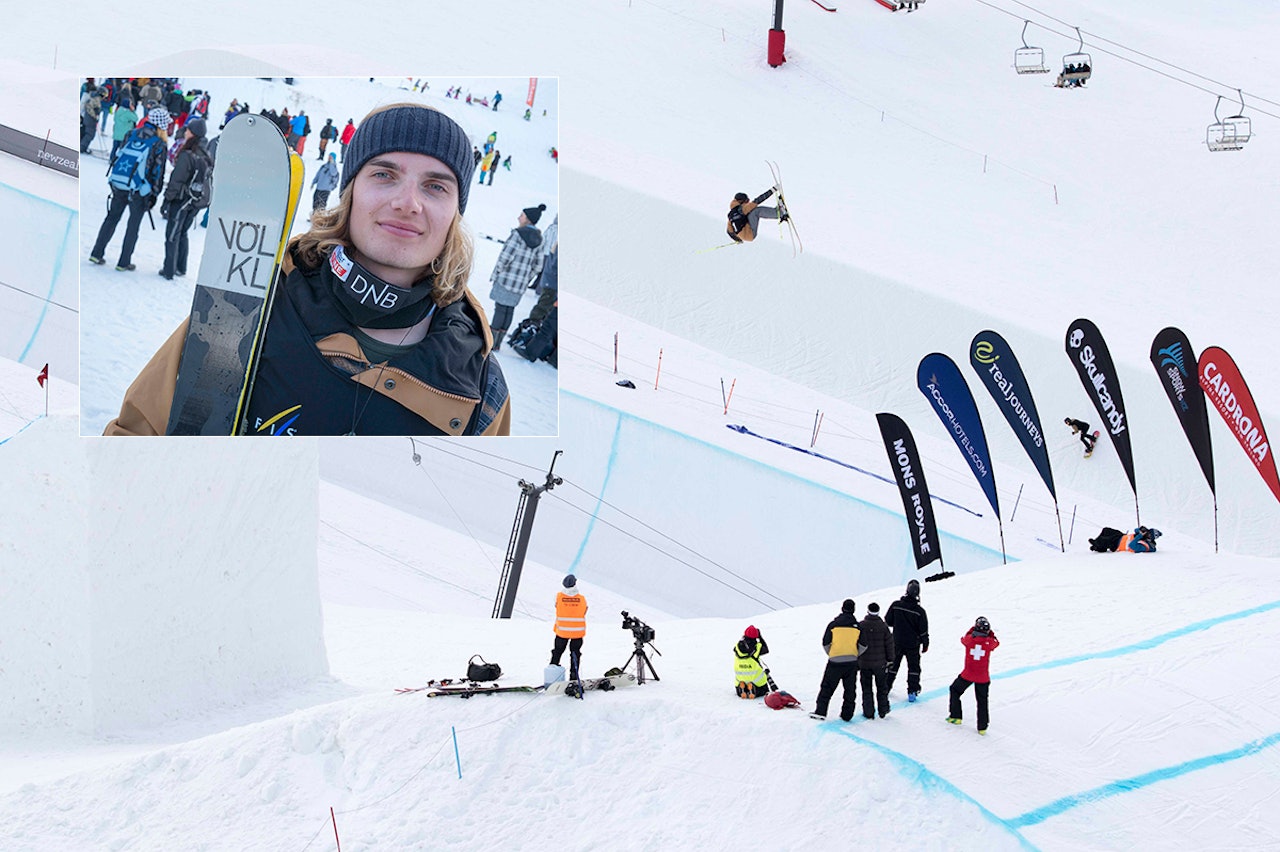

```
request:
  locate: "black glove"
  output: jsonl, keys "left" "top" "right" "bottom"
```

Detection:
{"left": 751, "top": 187, "right": 775, "bottom": 205}
{"left": 147, "top": 193, "right": 159, "bottom": 210}
{"left": 921, "top": 642, "right": 929, "bottom": 654}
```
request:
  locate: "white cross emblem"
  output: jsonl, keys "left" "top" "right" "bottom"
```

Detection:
{"left": 969, "top": 645, "right": 986, "bottom": 661}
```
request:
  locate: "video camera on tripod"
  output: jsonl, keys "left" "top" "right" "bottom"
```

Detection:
{"left": 619, "top": 610, "right": 661, "bottom": 684}
{"left": 621, "top": 610, "right": 656, "bottom": 644}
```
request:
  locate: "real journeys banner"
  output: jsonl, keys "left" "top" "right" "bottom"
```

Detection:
{"left": 969, "top": 330, "right": 1055, "bottom": 501}
{"left": 1198, "top": 346, "right": 1279, "bottom": 504}
{"left": 1149, "top": 327, "right": 1215, "bottom": 495}
{"left": 1064, "top": 318, "right": 1137, "bottom": 494}
{"left": 876, "top": 413, "right": 943, "bottom": 570}
{"left": 917, "top": 352, "right": 999, "bottom": 518}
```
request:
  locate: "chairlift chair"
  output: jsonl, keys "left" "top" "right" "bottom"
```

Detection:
{"left": 1014, "top": 21, "right": 1048, "bottom": 74}
{"left": 1060, "top": 27, "right": 1092, "bottom": 84}
{"left": 1206, "top": 90, "right": 1251, "bottom": 152}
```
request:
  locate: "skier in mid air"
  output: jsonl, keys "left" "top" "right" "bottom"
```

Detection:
{"left": 726, "top": 185, "right": 788, "bottom": 244}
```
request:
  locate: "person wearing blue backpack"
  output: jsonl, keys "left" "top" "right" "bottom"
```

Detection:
{"left": 88, "top": 110, "right": 168, "bottom": 271}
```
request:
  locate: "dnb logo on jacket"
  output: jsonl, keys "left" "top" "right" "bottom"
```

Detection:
{"left": 254, "top": 404, "right": 303, "bottom": 435}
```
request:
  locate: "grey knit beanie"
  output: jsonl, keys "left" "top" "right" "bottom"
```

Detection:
{"left": 340, "top": 105, "right": 475, "bottom": 214}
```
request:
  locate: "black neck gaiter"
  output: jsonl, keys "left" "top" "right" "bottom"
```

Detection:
{"left": 322, "top": 245, "right": 437, "bottom": 329}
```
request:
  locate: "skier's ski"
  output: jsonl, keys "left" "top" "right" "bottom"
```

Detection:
{"left": 165, "top": 113, "right": 304, "bottom": 435}
{"left": 765, "top": 160, "right": 802, "bottom": 256}
{"left": 426, "top": 684, "right": 544, "bottom": 698}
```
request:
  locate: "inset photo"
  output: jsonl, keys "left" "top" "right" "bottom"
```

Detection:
{"left": 78, "top": 76, "right": 558, "bottom": 436}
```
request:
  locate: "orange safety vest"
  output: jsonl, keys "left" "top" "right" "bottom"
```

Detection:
{"left": 554, "top": 591, "right": 588, "bottom": 638}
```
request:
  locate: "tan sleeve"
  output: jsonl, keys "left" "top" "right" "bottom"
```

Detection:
{"left": 102, "top": 320, "right": 188, "bottom": 436}
{"left": 481, "top": 396, "right": 513, "bottom": 436}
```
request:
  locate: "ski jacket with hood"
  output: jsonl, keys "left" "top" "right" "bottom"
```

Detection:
{"left": 959, "top": 629, "right": 999, "bottom": 683}
{"left": 857, "top": 614, "right": 895, "bottom": 670}
{"left": 104, "top": 245, "right": 511, "bottom": 437}
{"left": 822, "top": 612, "right": 862, "bottom": 664}
{"left": 489, "top": 225, "right": 545, "bottom": 306}
{"left": 733, "top": 636, "right": 770, "bottom": 687}
{"left": 885, "top": 595, "right": 930, "bottom": 652}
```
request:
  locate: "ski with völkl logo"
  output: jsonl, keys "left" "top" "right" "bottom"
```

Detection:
{"left": 165, "top": 113, "right": 304, "bottom": 435}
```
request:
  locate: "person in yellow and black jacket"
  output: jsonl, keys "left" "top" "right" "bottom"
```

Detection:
{"left": 732, "top": 625, "right": 771, "bottom": 699}
{"left": 550, "top": 574, "right": 588, "bottom": 681}
{"left": 812, "top": 599, "right": 861, "bottom": 721}
{"left": 726, "top": 186, "right": 788, "bottom": 244}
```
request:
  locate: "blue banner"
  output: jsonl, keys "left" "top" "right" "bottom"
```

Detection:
{"left": 970, "top": 330, "right": 1056, "bottom": 500}
{"left": 918, "top": 352, "right": 1000, "bottom": 518}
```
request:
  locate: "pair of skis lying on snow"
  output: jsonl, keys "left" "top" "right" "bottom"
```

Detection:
{"left": 396, "top": 672, "right": 637, "bottom": 698}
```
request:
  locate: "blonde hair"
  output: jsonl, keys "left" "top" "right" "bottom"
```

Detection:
{"left": 291, "top": 102, "right": 475, "bottom": 307}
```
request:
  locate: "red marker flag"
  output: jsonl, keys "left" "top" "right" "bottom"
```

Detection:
{"left": 1198, "top": 346, "right": 1280, "bottom": 504}
{"left": 37, "top": 363, "right": 48, "bottom": 387}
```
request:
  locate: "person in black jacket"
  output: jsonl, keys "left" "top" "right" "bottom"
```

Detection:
{"left": 159, "top": 118, "right": 212, "bottom": 280}
{"left": 885, "top": 579, "right": 930, "bottom": 702}
{"left": 858, "top": 602, "right": 895, "bottom": 719}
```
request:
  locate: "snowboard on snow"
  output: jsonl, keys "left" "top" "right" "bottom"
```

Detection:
{"left": 543, "top": 672, "right": 637, "bottom": 696}
{"left": 165, "top": 113, "right": 304, "bottom": 435}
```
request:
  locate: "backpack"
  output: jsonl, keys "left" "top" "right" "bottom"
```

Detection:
{"left": 108, "top": 130, "right": 158, "bottom": 196}
{"left": 466, "top": 654, "right": 502, "bottom": 682}
{"left": 184, "top": 149, "right": 214, "bottom": 209}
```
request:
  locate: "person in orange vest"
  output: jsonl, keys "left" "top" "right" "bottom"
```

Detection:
{"left": 551, "top": 574, "right": 588, "bottom": 681}
{"left": 1117, "top": 526, "right": 1162, "bottom": 552}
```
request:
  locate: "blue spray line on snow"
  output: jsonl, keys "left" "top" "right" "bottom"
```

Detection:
{"left": 829, "top": 725, "right": 1039, "bottom": 850}
{"left": 0, "top": 415, "right": 45, "bottom": 447}
{"left": 823, "top": 597, "right": 1280, "bottom": 837}
{"left": 565, "top": 410, "right": 625, "bottom": 577}
{"left": 725, "top": 423, "right": 984, "bottom": 517}
{"left": 18, "top": 207, "right": 75, "bottom": 362}
{"left": 1008, "top": 731, "right": 1280, "bottom": 827}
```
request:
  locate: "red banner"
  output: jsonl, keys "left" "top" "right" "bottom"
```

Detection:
{"left": 526, "top": 78, "right": 538, "bottom": 107}
{"left": 1198, "top": 346, "right": 1280, "bottom": 504}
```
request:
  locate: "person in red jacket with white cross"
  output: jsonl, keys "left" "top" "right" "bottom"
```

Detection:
{"left": 946, "top": 616, "right": 999, "bottom": 735}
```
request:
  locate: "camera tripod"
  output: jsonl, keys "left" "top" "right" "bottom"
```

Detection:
{"left": 622, "top": 636, "right": 661, "bottom": 684}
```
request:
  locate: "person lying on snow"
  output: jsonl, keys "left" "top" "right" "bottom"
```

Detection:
{"left": 1089, "top": 525, "right": 1162, "bottom": 553}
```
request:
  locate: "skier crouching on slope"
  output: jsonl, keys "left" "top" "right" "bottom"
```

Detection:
{"left": 733, "top": 625, "right": 771, "bottom": 699}
{"left": 726, "top": 186, "right": 788, "bottom": 244}
{"left": 946, "top": 616, "right": 999, "bottom": 735}
{"left": 104, "top": 102, "right": 511, "bottom": 436}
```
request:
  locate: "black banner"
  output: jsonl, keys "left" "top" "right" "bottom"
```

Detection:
{"left": 970, "top": 329, "right": 1056, "bottom": 500}
{"left": 1149, "top": 327, "right": 1215, "bottom": 495}
{"left": 876, "top": 412, "right": 943, "bottom": 571}
{"left": 0, "top": 123, "right": 79, "bottom": 177}
{"left": 1065, "top": 318, "right": 1137, "bottom": 494}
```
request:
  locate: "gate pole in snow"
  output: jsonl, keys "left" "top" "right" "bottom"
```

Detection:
{"left": 769, "top": 0, "right": 787, "bottom": 67}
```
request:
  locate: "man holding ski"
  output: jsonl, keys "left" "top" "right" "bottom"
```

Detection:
{"left": 105, "top": 102, "right": 511, "bottom": 436}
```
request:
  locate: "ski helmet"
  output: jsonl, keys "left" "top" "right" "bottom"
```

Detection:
{"left": 974, "top": 616, "right": 991, "bottom": 633}
{"left": 906, "top": 579, "right": 921, "bottom": 599}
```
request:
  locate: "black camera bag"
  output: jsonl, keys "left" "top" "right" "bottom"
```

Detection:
{"left": 466, "top": 654, "right": 502, "bottom": 682}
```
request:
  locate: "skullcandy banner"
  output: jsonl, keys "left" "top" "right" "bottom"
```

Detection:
{"left": 917, "top": 352, "right": 1000, "bottom": 518}
{"left": 1198, "top": 346, "right": 1279, "bottom": 504}
{"left": 1149, "top": 328, "right": 1215, "bottom": 495}
{"left": 969, "top": 330, "right": 1056, "bottom": 501}
{"left": 1064, "top": 318, "right": 1137, "bottom": 494}
{"left": 876, "top": 413, "right": 943, "bottom": 570}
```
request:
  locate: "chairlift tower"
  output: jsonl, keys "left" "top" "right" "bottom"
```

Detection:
{"left": 492, "top": 451, "right": 564, "bottom": 619}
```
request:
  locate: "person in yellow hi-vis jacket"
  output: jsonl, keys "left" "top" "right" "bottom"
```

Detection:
{"left": 732, "top": 625, "right": 771, "bottom": 699}
{"left": 812, "top": 599, "right": 862, "bottom": 721}
{"left": 551, "top": 575, "right": 588, "bottom": 681}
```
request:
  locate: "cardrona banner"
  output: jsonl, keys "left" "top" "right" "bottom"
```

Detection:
{"left": 917, "top": 352, "right": 999, "bottom": 517}
{"left": 876, "top": 413, "right": 943, "bottom": 570}
{"left": 969, "top": 330, "right": 1055, "bottom": 500}
{"left": 1065, "top": 318, "right": 1137, "bottom": 494}
{"left": 1149, "top": 327, "right": 1215, "bottom": 495}
{"left": 1198, "top": 346, "right": 1280, "bottom": 504}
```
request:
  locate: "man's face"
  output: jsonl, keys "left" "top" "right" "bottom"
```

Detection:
{"left": 348, "top": 151, "right": 458, "bottom": 287}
